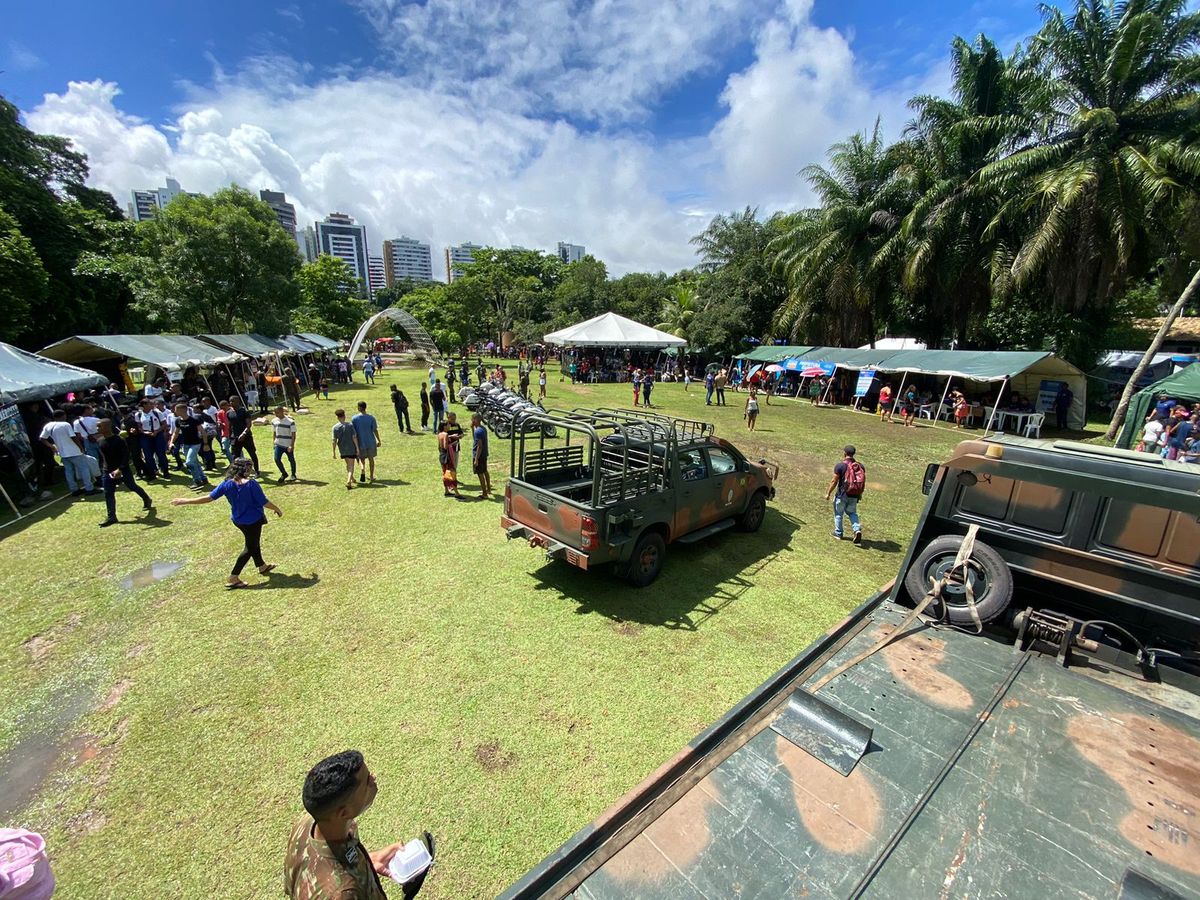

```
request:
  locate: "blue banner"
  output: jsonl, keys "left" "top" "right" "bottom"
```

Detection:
{"left": 854, "top": 369, "right": 877, "bottom": 398}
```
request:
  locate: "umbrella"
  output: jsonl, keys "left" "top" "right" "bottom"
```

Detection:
{"left": 765, "top": 364, "right": 785, "bottom": 373}
{"left": 800, "top": 367, "right": 827, "bottom": 378}
{"left": 486, "top": 341, "right": 496, "bottom": 349}
{"left": 746, "top": 364, "right": 762, "bottom": 376}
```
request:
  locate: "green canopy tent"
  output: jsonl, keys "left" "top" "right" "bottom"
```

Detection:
{"left": 1117, "top": 364, "right": 1200, "bottom": 448}
{"left": 734, "top": 345, "right": 815, "bottom": 363}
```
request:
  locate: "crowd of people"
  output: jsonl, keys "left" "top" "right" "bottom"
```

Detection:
{"left": 1136, "top": 393, "right": 1200, "bottom": 462}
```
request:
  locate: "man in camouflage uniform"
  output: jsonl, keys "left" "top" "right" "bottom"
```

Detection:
{"left": 284, "top": 750, "right": 402, "bottom": 899}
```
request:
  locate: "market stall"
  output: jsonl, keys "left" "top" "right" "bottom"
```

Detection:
{"left": 545, "top": 312, "right": 685, "bottom": 381}
{"left": 1116, "top": 364, "right": 1200, "bottom": 448}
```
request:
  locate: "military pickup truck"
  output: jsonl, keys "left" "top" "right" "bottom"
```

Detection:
{"left": 500, "top": 407, "right": 778, "bottom": 586}
{"left": 502, "top": 436, "right": 1200, "bottom": 899}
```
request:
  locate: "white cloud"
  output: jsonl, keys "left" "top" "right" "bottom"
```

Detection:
{"left": 26, "top": 1, "right": 952, "bottom": 279}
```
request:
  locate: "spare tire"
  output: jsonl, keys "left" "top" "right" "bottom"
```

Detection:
{"left": 903, "top": 534, "right": 1013, "bottom": 627}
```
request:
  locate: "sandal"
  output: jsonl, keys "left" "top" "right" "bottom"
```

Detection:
{"left": 226, "top": 578, "right": 249, "bottom": 589}
{"left": 258, "top": 563, "right": 277, "bottom": 575}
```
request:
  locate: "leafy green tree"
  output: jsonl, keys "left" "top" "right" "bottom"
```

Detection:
{"left": 772, "top": 122, "right": 908, "bottom": 346}
{"left": 548, "top": 256, "right": 611, "bottom": 330}
{"left": 295, "top": 255, "right": 372, "bottom": 340}
{"left": 121, "top": 186, "right": 301, "bottom": 334}
{"left": 608, "top": 271, "right": 674, "bottom": 325}
{"left": 0, "top": 94, "right": 135, "bottom": 347}
{"left": 456, "top": 248, "right": 559, "bottom": 345}
{"left": 0, "top": 205, "right": 45, "bottom": 341}
{"left": 655, "top": 283, "right": 699, "bottom": 341}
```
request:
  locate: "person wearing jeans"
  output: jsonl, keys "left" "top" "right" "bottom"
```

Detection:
{"left": 96, "top": 418, "right": 152, "bottom": 526}
{"left": 39, "top": 409, "right": 94, "bottom": 494}
{"left": 270, "top": 405, "right": 298, "bottom": 481}
{"left": 171, "top": 457, "right": 282, "bottom": 588}
{"left": 825, "top": 444, "right": 865, "bottom": 544}
{"left": 171, "top": 404, "right": 210, "bottom": 489}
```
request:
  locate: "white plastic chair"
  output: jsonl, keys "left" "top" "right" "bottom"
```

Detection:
{"left": 1024, "top": 412, "right": 1045, "bottom": 438}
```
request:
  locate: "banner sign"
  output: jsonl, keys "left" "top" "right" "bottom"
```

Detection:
{"left": 854, "top": 369, "right": 877, "bottom": 398}
{"left": 0, "top": 404, "right": 37, "bottom": 489}
{"left": 1037, "top": 380, "right": 1066, "bottom": 413}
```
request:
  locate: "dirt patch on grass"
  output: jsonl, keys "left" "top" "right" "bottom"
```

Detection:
{"left": 126, "top": 643, "right": 148, "bottom": 659}
{"left": 22, "top": 613, "right": 83, "bottom": 663}
{"left": 99, "top": 679, "right": 132, "bottom": 712}
{"left": 611, "top": 620, "right": 642, "bottom": 637}
{"left": 474, "top": 740, "right": 517, "bottom": 773}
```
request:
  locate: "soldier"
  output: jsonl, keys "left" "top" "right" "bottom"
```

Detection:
{"left": 283, "top": 750, "right": 408, "bottom": 899}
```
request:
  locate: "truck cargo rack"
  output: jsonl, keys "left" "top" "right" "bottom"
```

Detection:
{"left": 509, "top": 407, "right": 716, "bottom": 507}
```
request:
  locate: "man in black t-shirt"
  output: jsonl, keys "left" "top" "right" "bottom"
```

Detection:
{"left": 227, "top": 397, "right": 259, "bottom": 472}
{"left": 825, "top": 445, "right": 865, "bottom": 543}
{"left": 97, "top": 418, "right": 152, "bottom": 527}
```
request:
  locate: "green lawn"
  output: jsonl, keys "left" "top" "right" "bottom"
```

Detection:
{"left": 0, "top": 367, "right": 970, "bottom": 898}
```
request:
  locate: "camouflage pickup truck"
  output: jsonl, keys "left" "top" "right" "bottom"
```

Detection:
{"left": 500, "top": 407, "right": 778, "bottom": 586}
{"left": 502, "top": 436, "right": 1200, "bottom": 899}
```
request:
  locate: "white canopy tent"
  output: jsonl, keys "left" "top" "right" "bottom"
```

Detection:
{"left": 544, "top": 312, "right": 686, "bottom": 348}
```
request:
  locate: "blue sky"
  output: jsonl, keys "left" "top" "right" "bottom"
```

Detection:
{"left": 6, "top": 0, "right": 1045, "bottom": 275}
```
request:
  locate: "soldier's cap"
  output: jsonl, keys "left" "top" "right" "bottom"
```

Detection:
{"left": 844, "top": 445, "right": 856, "bottom": 457}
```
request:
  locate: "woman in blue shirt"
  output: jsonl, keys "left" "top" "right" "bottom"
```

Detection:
{"left": 172, "top": 457, "right": 283, "bottom": 588}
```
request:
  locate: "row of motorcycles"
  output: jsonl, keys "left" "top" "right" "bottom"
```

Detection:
{"left": 460, "top": 382, "right": 558, "bottom": 439}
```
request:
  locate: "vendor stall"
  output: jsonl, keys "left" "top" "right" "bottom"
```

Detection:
{"left": 545, "top": 312, "right": 685, "bottom": 382}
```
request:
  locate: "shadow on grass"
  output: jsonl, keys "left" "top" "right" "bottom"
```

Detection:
{"left": 251, "top": 572, "right": 320, "bottom": 590}
{"left": 0, "top": 486, "right": 75, "bottom": 537}
{"left": 528, "top": 510, "right": 803, "bottom": 631}
{"left": 857, "top": 538, "right": 901, "bottom": 553}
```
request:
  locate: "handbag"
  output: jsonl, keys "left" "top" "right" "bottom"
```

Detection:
{"left": 0, "top": 828, "right": 55, "bottom": 900}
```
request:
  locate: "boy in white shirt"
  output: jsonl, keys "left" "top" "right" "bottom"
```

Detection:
{"left": 40, "top": 409, "right": 94, "bottom": 494}
{"left": 271, "top": 405, "right": 298, "bottom": 481}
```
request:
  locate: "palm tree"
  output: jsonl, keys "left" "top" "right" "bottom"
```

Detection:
{"left": 655, "top": 283, "right": 699, "bottom": 342}
{"left": 972, "top": 0, "right": 1200, "bottom": 436}
{"left": 772, "top": 121, "right": 908, "bottom": 346}
{"left": 877, "top": 35, "right": 1036, "bottom": 347}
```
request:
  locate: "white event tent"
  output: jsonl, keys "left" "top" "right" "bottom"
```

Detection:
{"left": 544, "top": 312, "right": 686, "bottom": 348}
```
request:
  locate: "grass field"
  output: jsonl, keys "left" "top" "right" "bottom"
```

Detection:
{"left": 0, "top": 366, "right": 972, "bottom": 898}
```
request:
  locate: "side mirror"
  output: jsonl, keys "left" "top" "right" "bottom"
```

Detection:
{"left": 922, "top": 463, "right": 940, "bottom": 495}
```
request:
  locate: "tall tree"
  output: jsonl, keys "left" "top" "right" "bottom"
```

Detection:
{"left": 655, "top": 283, "right": 700, "bottom": 342}
{"left": 294, "top": 255, "right": 373, "bottom": 340}
{"left": 548, "top": 256, "right": 610, "bottom": 330}
{"left": 0, "top": 205, "right": 45, "bottom": 341}
{"left": 773, "top": 122, "right": 908, "bottom": 345}
{"left": 456, "top": 248, "right": 556, "bottom": 345}
{"left": 123, "top": 186, "right": 302, "bottom": 334}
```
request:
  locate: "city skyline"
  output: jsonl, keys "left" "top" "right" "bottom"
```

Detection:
{"left": 8, "top": 1, "right": 1044, "bottom": 280}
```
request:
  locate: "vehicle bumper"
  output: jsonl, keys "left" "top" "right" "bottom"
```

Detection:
{"left": 501, "top": 517, "right": 591, "bottom": 571}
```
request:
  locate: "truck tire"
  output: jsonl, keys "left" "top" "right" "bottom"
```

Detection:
{"left": 904, "top": 534, "right": 1013, "bottom": 626}
{"left": 738, "top": 490, "right": 767, "bottom": 532}
{"left": 626, "top": 530, "right": 666, "bottom": 587}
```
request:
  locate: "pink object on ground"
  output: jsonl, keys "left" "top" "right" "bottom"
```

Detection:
{"left": 0, "top": 829, "right": 55, "bottom": 899}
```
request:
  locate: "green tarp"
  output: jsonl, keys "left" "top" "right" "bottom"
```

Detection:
{"left": 198, "top": 334, "right": 292, "bottom": 358}
{"left": 1117, "top": 364, "right": 1200, "bottom": 448}
{"left": 0, "top": 341, "right": 107, "bottom": 405}
{"left": 298, "top": 333, "right": 341, "bottom": 351}
{"left": 874, "top": 349, "right": 1056, "bottom": 380}
{"left": 39, "top": 334, "right": 243, "bottom": 368}
{"left": 280, "top": 335, "right": 323, "bottom": 353}
{"left": 735, "top": 345, "right": 816, "bottom": 362}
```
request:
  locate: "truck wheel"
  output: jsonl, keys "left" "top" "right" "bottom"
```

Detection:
{"left": 904, "top": 535, "right": 1013, "bottom": 626}
{"left": 626, "top": 531, "right": 666, "bottom": 587}
{"left": 738, "top": 490, "right": 767, "bottom": 532}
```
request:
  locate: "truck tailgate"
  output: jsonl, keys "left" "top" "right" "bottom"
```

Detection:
{"left": 506, "top": 479, "right": 592, "bottom": 548}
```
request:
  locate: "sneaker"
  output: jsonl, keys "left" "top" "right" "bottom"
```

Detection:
{"left": 99, "top": 518, "right": 117, "bottom": 528}
{"left": 853, "top": 532, "right": 862, "bottom": 544}
{"left": 277, "top": 474, "right": 288, "bottom": 483}
{"left": 359, "top": 472, "right": 366, "bottom": 483}
{"left": 71, "top": 489, "right": 84, "bottom": 497}
{"left": 831, "top": 532, "right": 843, "bottom": 540}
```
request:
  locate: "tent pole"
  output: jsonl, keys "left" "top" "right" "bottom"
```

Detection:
{"left": 984, "top": 379, "right": 1008, "bottom": 435}
{"left": 937, "top": 376, "right": 953, "bottom": 422}
{"left": 821, "top": 366, "right": 837, "bottom": 405}
{"left": 0, "top": 482, "right": 22, "bottom": 520}
{"left": 224, "top": 363, "right": 245, "bottom": 406}
{"left": 891, "top": 372, "right": 908, "bottom": 416}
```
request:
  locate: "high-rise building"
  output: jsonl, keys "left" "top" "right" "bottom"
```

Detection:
{"left": 301, "top": 225, "right": 318, "bottom": 263}
{"left": 368, "top": 256, "right": 387, "bottom": 297}
{"left": 315, "top": 213, "right": 370, "bottom": 297}
{"left": 383, "top": 236, "right": 434, "bottom": 285}
{"left": 556, "top": 241, "right": 585, "bottom": 264}
{"left": 128, "top": 177, "right": 185, "bottom": 221}
{"left": 444, "top": 241, "right": 482, "bottom": 283}
{"left": 259, "top": 189, "right": 297, "bottom": 239}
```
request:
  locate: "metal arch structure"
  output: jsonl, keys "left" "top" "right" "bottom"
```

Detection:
{"left": 347, "top": 307, "right": 442, "bottom": 362}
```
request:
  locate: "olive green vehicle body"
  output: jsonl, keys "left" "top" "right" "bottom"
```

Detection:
{"left": 501, "top": 437, "right": 1200, "bottom": 900}
{"left": 500, "top": 408, "right": 777, "bottom": 581}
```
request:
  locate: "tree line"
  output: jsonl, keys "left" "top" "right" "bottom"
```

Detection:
{"left": 2, "top": 1, "right": 1197, "bottom": 437}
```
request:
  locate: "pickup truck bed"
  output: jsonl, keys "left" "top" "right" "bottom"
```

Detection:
{"left": 503, "top": 595, "right": 1200, "bottom": 900}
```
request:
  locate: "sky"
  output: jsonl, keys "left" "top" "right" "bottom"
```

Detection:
{"left": 4, "top": 0, "right": 1044, "bottom": 280}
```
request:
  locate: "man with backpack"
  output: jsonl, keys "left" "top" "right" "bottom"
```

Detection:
{"left": 825, "top": 445, "right": 865, "bottom": 543}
